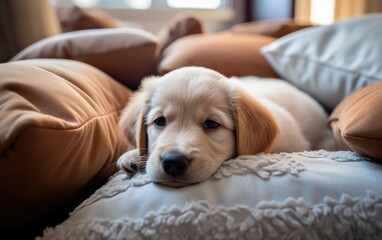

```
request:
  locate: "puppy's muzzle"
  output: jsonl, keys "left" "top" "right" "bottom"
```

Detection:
{"left": 162, "top": 152, "right": 190, "bottom": 177}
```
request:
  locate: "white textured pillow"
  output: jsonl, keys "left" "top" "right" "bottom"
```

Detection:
{"left": 39, "top": 151, "right": 382, "bottom": 240}
{"left": 261, "top": 14, "right": 382, "bottom": 110}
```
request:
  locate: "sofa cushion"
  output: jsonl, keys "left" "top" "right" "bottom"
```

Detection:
{"left": 229, "top": 20, "right": 312, "bottom": 38}
{"left": 157, "top": 14, "right": 203, "bottom": 54}
{"left": 261, "top": 14, "right": 382, "bottom": 110}
{"left": 329, "top": 82, "right": 382, "bottom": 161}
{"left": 0, "top": 59, "right": 132, "bottom": 228}
{"left": 57, "top": 6, "right": 123, "bottom": 32}
{"left": 158, "top": 33, "right": 278, "bottom": 78}
{"left": 11, "top": 28, "right": 158, "bottom": 90}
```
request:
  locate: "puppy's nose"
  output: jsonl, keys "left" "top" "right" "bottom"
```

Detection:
{"left": 161, "top": 152, "right": 189, "bottom": 177}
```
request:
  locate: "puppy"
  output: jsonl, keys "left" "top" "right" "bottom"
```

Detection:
{"left": 118, "top": 67, "right": 336, "bottom": 186}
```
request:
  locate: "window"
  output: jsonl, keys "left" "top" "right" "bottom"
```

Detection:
{"left": 72, "top": 0, "right": 230, "bottom": 9}
{"left": 310, "top": 0, "right": 335, "bottom": 24}
{"left": 167, "top": 0, "right": 222, "bottom": 9}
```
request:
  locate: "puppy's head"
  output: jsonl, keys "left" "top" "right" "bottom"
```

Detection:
{"left": 119, "top": 67, "right": 278, "bottom": 186}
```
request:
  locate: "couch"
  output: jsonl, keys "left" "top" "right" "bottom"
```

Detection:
{"left": 1, "top": 1, "right": 382, "bottom": 239}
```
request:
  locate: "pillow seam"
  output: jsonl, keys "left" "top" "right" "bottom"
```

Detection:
{"left": 41, "top": 107, "right": 125, "bottom": 131}
{"left": 343, "top": 134, "right": 382, "bottom": 140}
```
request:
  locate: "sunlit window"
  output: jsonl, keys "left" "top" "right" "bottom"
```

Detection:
{"left": 72, "top": 0, "right": 98, "bottom": 8}
{"left": 167, "top": 0, "right": 222, "bottom": 9}
{"left": 310, "top": 0, "right": 335, "bottom": 24}
{"left": 72, "top": 0, "right": 225, "bottom": 9}
{"left": 125, "top": 0, "right": 151, "bottom": 9}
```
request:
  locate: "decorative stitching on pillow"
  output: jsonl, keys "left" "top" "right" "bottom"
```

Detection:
{"left": 72, "top": 150, "right": 367, "bottom": 214}
{"left": 213, "top": 152, "right": 305, "bottom": 179}
{"left": 40, "top": 190, "right": 382, "bottom": 240}
{"left": 297, "top": 150, "right": 371, "bottom": 162}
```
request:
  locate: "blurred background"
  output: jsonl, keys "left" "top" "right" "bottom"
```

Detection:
{"left": 51, "top": 0, "right": 382, "bottom": 33}
{"left": 2, "top": 0, "right": 382, "bottom": 64}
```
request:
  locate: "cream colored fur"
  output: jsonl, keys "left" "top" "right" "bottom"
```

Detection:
{"left": 118, "top": 67, "right": 336, "bottom": 186}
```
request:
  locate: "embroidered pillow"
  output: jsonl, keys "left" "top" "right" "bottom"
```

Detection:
{"left": 40, "top": 151, "right": 382, "bottom": 239}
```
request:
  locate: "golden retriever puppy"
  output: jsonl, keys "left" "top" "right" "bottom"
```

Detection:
{"left": 118, "top": 67, "right": 336, "bottom": 186}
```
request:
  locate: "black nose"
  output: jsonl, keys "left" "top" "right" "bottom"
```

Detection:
{"left": 161, "top": 152, "right": 189, "bottom": 177}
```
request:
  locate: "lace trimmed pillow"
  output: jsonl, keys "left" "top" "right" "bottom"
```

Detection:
{"left": 39, "top": 150, "right": 382, "bottom": 240}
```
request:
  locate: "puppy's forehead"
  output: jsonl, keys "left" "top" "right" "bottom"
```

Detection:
{"left": 152, "top": 68, "right": 229, "bottom": 103}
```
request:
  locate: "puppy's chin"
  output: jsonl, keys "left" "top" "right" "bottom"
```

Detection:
{"left": 147, "top": 167, "right": 213, "bottom": 188}
{"left": 154, "top": 179, "right": 199, "bottom": 188}
{"left": 148, "top": 172, "right": 208, "bottom": 188}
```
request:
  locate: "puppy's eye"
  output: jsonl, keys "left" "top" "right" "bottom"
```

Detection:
{"left": 154, "top": 117, "right": 166, "bottom": 127}
{"left": 204, "top": 120, "right": 220, "bottom": 129}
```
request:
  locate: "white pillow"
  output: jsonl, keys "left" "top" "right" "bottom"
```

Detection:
{"left": 39, "top": 151, "right": 382, "bottom": 239}
{"left": 261, "top": 14, "right": 382, "bottom": 110}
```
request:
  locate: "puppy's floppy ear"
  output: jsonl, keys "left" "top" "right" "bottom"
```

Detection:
{"left": 119, "top": 77, "right": 157, "bottom": 155}
{"left": 231, "top": 88, "right": 279, "bottom": 155}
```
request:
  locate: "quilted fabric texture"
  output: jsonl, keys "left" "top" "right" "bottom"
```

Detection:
{"left": 11, "top": 28, "right": 158, "bottom": 90}
{"left": 158, "top": 33, "right": 278, "bottom": 78}
{"left": 261, "top": 14, "right": 382, "bottom": 110}
{"left": 329, "top": 81, "right": 382, "bottom": 160}
{"left": 0, "top": 59, "right": 132, "bottom": 228}
{"left": 39, "top": 151, "right": 382, "bottom": 239}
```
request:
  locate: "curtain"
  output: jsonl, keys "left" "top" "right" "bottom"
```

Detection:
{"left": 0, "top": 0, "right": 61, "bottom": 62}
{"left": 295, "top": 0, "right": 382, "bottom": 24}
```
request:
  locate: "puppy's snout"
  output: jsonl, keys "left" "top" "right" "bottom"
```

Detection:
{"left": 161, "top": 152, "right": 189, "bottom": 177}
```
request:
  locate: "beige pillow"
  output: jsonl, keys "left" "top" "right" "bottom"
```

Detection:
{"left": 11, "top": 28, "right": 158, "bottom": 90}
{"left": 0, "top": 59, "right": 132, "bottom": 229}
{"left": 329, "top": 82, "right": 382, "bottom": 161}
{"left": 158, "top": 33, "right": 278, "bottom": 77}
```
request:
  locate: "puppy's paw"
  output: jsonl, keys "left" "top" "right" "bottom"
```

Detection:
{"left": 117, "top": 149, "right": 144, "bottom": 179}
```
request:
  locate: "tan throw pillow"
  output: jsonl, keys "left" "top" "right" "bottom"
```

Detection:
{"left": 229, "top": 20, "right": 312, "bottom": 38}
{"left": 329, "top": 82, "right": 382, "bottom": 160}
{"left": 157, "top": 14, "right": 203, "bottom": 54}
{"left": 57, "top": 6, "right": 123, "bottom": 32}
{"left": 11, "top": 28, "right": 158, "bottom": 90}
{"left": 0, "top": 59, "right": 132, "bottom": 229}
{"left": 158, "top": 33, "right": 278, "bottom": 77}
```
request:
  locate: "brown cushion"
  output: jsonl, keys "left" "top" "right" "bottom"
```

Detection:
{"left": 329, "top": 82, "right": 382, "bottom": 160}
{"left": 11, "top": 28, "right": 158, "bottom": 90}
{"left": 228, "top": 20, "right": 312, "bottom": 38}
{"left": 57, "top": 6, "right": 123, "bottom": 32}
{"left": 157, "top": 14, "right": 203, "bottom": 54}
{"left": 0, "top": 59, "right": 132, "bottom": 228}
{"left": 158, "top": 33, "right": 278, "bottom": 77}
{"left": 0, "top": 0, "right": 61, "bottom": 62}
